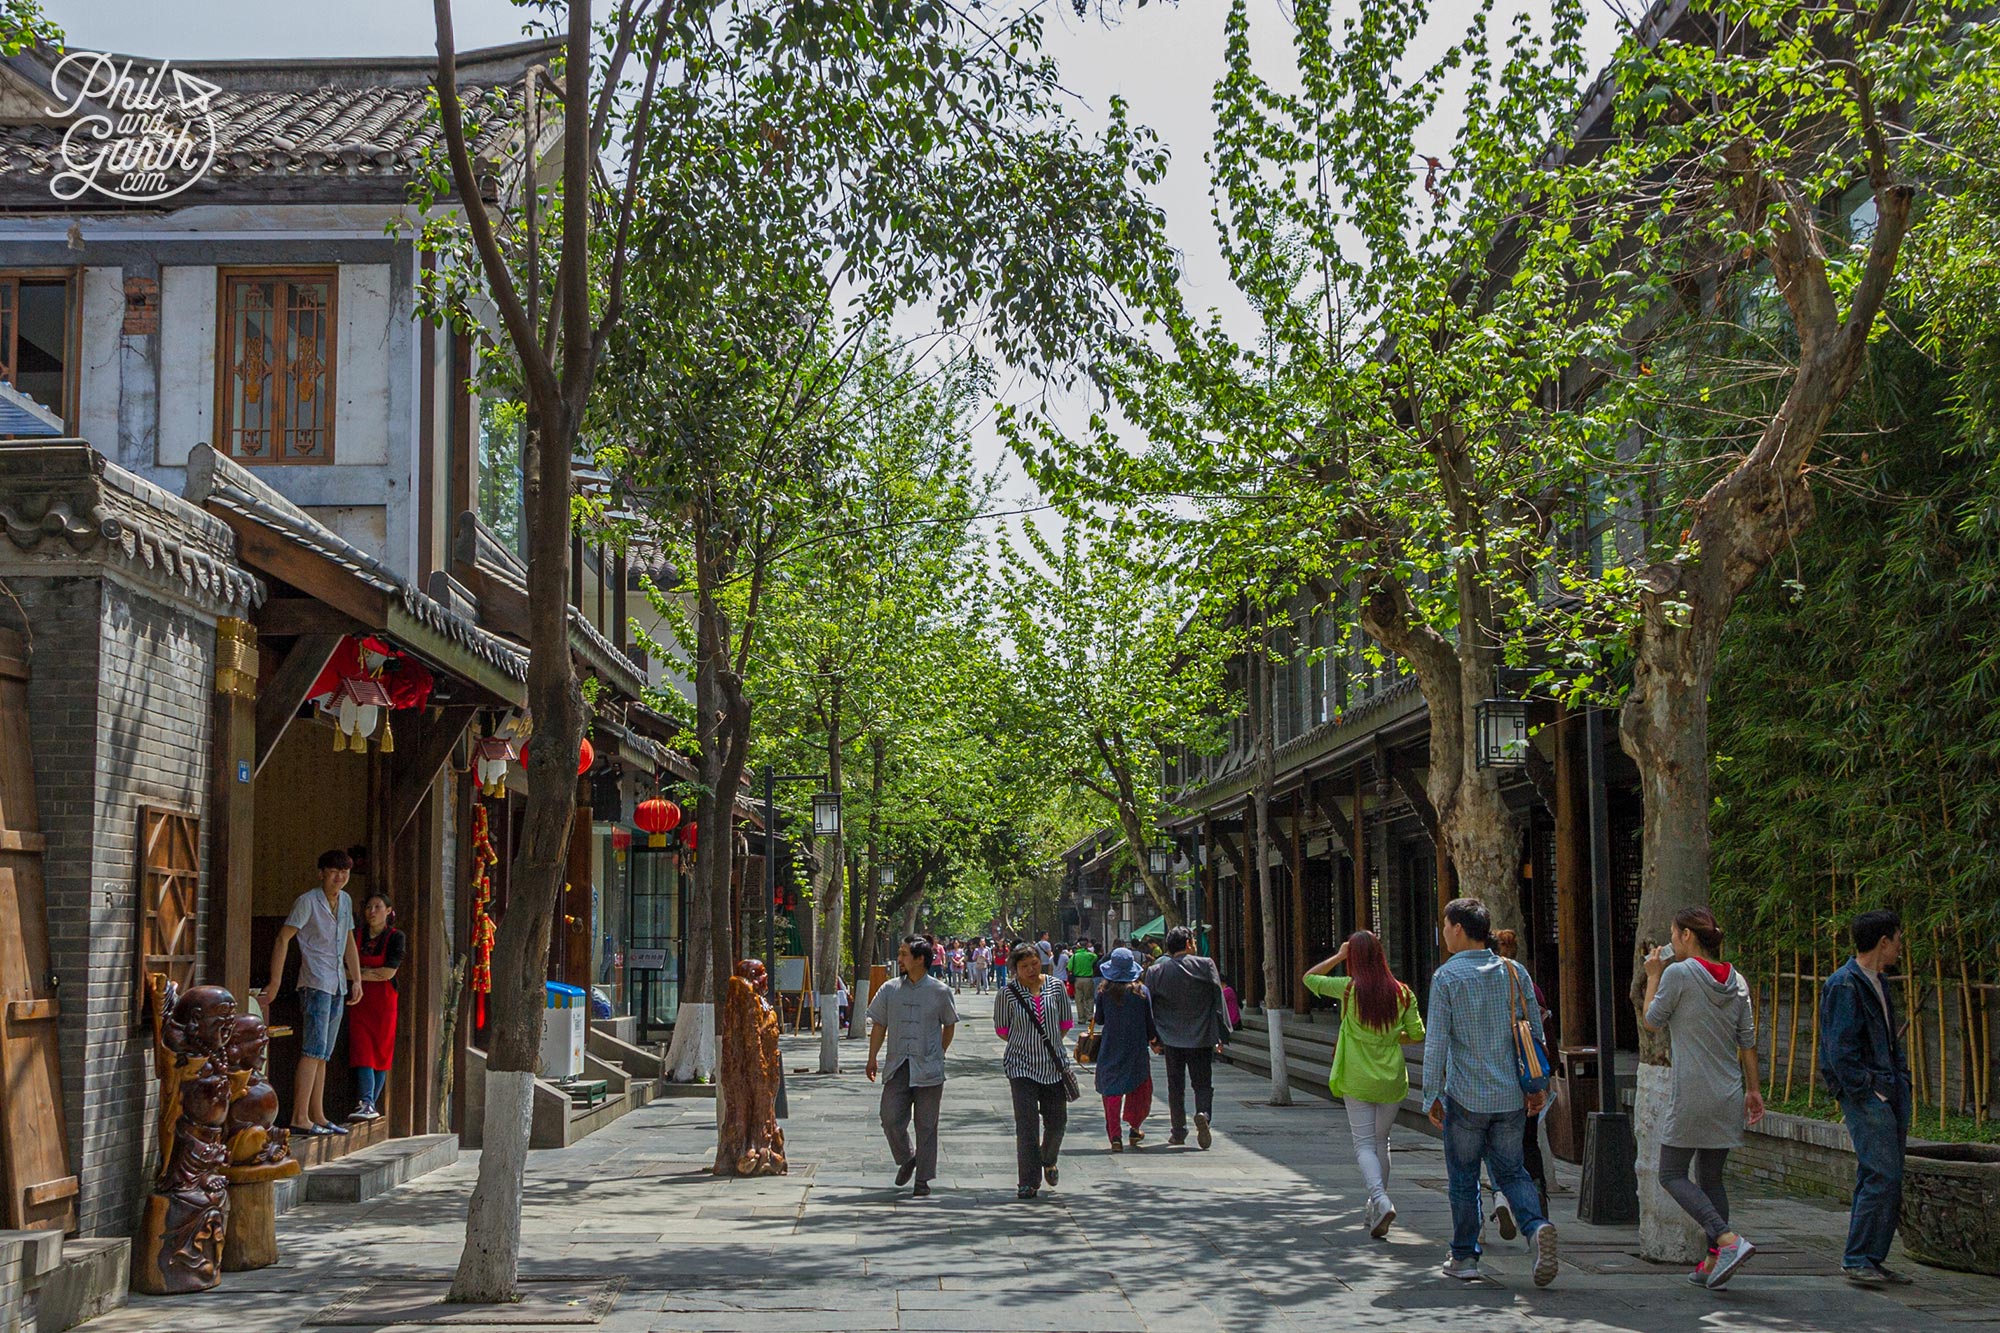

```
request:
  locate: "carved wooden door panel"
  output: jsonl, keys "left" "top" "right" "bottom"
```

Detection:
{"left": 0, "top": 629, "right": 78, "bottom": 1232}
{"left": 137, "top": 806, "right": 200, "bottom": 1013}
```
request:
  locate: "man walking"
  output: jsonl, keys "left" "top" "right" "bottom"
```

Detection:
{"left": 259, "top": 848, "right": 363, "bottom": 1137}
{"left": 1035, "top": 931, "right": 1056, "bottom": 966}
{"left": 866, "top": 936, "right": 958, "bottom": 1197}
{"left": 1423, "top": 898, "right": 1559, "bottom": 1286}
{"left": 1143, "top": 926, "right": 1230, "bottom": 1149}
{"left": 1069, "top": 937, "right": 1101, "bottom": 1020}
{"left": 1820, "top": 909, "right": 1914, "bottom": 1287}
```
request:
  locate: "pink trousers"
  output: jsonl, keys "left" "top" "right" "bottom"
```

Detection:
{"left": 1103, "top": 1078, "right": 1154, "bottom": 1140}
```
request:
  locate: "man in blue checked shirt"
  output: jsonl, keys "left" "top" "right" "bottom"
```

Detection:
{"left": 1421, "top": 897, "right": 1561, "bottom": 1288}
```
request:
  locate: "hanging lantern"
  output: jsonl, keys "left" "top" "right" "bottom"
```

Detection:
{"left": 474, "top": 735, "right": 518, "bottom": 798}
{"left": 682, "top": 822, "right": 698, "bottom": 852}
{"left": 634, "top": 796, "right": 682, "bottom": 848}
{"left": 577, "top": 737, "right": 595, "bottom": 774}
{"left": 331, "top": 675, "right": 393, "bottom": 753}
{"left": 611, "top": 829, "right": 632, "bottom": 853}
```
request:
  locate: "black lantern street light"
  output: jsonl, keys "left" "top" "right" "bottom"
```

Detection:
{"left": 1475, "top": 696, "right": 1532, "bottom": 770}
{"left": 1147, "top": 834, "right": 1173, "bottom": 879}
{"left": 879, "top": 864, "right": 895, "bottom": 888}
{"left": 812, "top": 790, "right": 842, "bottom": 838}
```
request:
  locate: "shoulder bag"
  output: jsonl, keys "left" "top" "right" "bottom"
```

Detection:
{"left": 1505, "top": 960, "right": 1552, "bottom": 1095}
{"left": 1009, "top": 981, "right": 1082, "bottom": 1102}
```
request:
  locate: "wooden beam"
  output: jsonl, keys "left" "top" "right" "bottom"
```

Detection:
{"left": 1354, "top": 766, "right": 1371, "bottom": 934}
{"left": 253, "top": 634, "right": 342, "bottom": 778}
{"left": 230, "top": 522, "right": 390, "bottom": 629}
{"left": 255, "top": 597, "right": 366, "bottom": 638}
{"left": 209, "top": 617, "right": 258, "bottom": 1001}
{"left": 1308, "top": 778, "right": 1356, "bottom": 860}
{"left": 384, "top": 706, "right": 478, "bottom": 840}
{"left": 463, "top": 564, "right": 530, "bottom": 639}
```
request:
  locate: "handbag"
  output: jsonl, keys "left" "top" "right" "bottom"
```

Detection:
{"left": 1009, "top": 981, "right": 1082, "bottom": 1102}
{"left": 1505, "top": 959, "right": 1552, "bottom": 1095}
{"left": 1075, "top": 1021, "right": 1102, "bottom": 1065}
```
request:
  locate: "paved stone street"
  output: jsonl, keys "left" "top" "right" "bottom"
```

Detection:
{"left": 87, "top": 992, "right": 2000, "bottom": 1332}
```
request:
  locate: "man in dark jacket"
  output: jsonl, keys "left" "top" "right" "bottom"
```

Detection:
{"left": 1143, "top": 927, "right": 1231, "bottom": 1148}
{"left": 1818, "top": 909, "right": 1913, "bottom": 1287}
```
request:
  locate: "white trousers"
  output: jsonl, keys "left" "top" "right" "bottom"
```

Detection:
{"left": 1343, "top": 1096, "right": 1399, "bottom": 1205}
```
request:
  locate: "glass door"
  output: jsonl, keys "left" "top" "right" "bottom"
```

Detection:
{"left": 626, "top": 846, "right": 682, "bottom": 1042}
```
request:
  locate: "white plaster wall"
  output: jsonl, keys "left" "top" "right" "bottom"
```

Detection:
{"left": 155, "top": 265, "right": 215, "bottom": 467}
{"left": 305, "top": 505, "right": 389, "bottom": 564}
{"left": 337, "top": 263, "right": 391, "bottom": 468}
{"left": 76, "top": 265, "right": 122, "bottom": 452}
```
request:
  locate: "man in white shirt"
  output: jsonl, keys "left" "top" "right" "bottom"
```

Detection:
{"left": 259, "top": 848, "right": 362, "bottom": 1137}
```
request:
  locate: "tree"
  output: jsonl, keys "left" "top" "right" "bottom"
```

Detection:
{"left": 999, "top": 523, "right": 1234, "bottom": 929}
{"left": 420, "top": 1, "right": 673, "bottom": 1301}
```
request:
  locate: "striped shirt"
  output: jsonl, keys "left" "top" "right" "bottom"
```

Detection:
{"left": 1420, "top": 948, "right": 1546, "bottom": 1115}
{"left": 993, "top": 976, "right": 1075, "bottom": 1083}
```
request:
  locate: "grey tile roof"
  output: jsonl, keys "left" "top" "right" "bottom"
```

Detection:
{"left": 185, "top": 444, "right": 528, "bottom": 685}
{"left": 0, "top": 40, "right": 553, "bottom": 200}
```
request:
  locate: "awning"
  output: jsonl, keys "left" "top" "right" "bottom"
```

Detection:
{"left": 1131, "top": 914, "right": 1167, "bottom": 941}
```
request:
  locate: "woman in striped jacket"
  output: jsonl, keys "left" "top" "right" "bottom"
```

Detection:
{"left": 994, "top": 942, "right": 1076, "bottom": 1198}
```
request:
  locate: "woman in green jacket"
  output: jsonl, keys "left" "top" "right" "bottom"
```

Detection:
{"left": 1304, "top": 932, "right": 1426, "bottom": 1239}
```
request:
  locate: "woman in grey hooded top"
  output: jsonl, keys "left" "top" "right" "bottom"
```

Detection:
{"left": 1642, "top": 906, "right": 1766, "bottom": 1291}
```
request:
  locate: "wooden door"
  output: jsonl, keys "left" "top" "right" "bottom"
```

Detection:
{"left": 0, "top": 629, "right": 78, "bottom": 1232}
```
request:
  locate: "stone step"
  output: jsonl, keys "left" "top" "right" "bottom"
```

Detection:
{"left": 28, "top": 1236, "right": 128, "bottom": 1332}
{"left": 301, "top": 1134, "right": 459, "bottom": 1206}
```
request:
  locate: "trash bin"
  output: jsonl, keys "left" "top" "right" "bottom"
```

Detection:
{"left": 1549, "top": 1047, "right": 1601, "bottom": 1164}
{"left": 540, "top": 981, "right": 586, "bottom": 1081}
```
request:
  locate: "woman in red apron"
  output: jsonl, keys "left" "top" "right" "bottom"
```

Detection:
{"left": 349, "top": 893, "right": 405, "bottom": 1121}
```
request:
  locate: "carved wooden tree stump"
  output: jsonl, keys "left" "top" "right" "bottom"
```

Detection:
{"left": 715, "top": 968, "right": 786, "bottom": 1177}
{"left": 221, "top": 1013, "right": 300, "bottom": 1272}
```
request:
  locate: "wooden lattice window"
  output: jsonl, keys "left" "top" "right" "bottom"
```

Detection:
{"left": 216, "top": 270, "right": 336, "bottom": 462}
{"left": 136, "top": 806, "right": 200, "bottom": 1017}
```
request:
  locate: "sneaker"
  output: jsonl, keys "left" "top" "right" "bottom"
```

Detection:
{"left": 349, "top": 1104, "right": 379, "bottom": 1122}
{"left": 1044, "top": 1165, "right": 1059, "bottom": 1187}
{"left": 896, "top": 1160, "right": 916, "bottom": 1187}
{"left": 1845, "top": 1265, "right": 1888, "bottom": 1287}
{"left": 1441, "top": 1256, "right": 1482, "bottom": 1281}
{"left": 911, "top": 1182, "right": 930, "bottom": 1198}
{"left": 1372, "top": 1200, "right": 1397, "bottom": 1240}
{"left": 1707, "top": 1235, "right": 1755, "bottom": 1289}
{"left": 1494, "top": 1197, "right": 1518, "bottom": 1241}
{"left": 1531, "top": 1223, "right": 1560, "bottom": 1288}
{"left": 1127, "top": 1127, "right": 1144, "bottom": 1146}
{"left": 1872, "top": 1264, "right": 1915, "bottom": 1287}
{"left": 1687, "top": 1259, "right": 1712, "bottom": 1287}
{"left": 1016, "top": 1186, "right": 1037, "bottom": 1200}
{"left": 1167, "top": 1133, "right": 1188, "bottom": 1146}
{"left": 1195, "top": 1112, "right": 1213, "bottom": 1150}
{"left": 1110, "top": 1139, "right": 1124, "bottom": 1153}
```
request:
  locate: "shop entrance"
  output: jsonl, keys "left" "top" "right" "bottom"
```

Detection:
{"left": 626, "top": 845, "right": 682, "bottom": 1043}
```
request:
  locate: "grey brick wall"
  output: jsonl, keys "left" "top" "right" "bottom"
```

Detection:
{"left": 1727, "top": 1109, "right": 1861, "bottom": 1203}
{"left": 17, "top": 574, "right": 216, "bottom": 1239}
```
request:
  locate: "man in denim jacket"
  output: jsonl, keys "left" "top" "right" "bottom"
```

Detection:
{"left": 1817, "top": 910, "right": 1913, "bottom": 1287}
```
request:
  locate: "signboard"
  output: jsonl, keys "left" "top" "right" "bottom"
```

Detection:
{"left": 773, "top": 956, "right": 809, "bottom": 995}
{"left": 629, "top": 948, "right": 668, "bottom": 971}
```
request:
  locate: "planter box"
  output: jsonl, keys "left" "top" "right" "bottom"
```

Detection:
{"left": 1902, "top": 1143, "right": 2000, "bottom": 1276}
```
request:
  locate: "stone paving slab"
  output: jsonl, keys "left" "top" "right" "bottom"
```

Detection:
{"left": 73, "top": 989, "right": 2000, "bottom": 1333}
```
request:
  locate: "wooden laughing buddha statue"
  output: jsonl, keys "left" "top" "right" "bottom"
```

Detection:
{"left": 134, "top": 979, "right": 235, "bottom": 1295}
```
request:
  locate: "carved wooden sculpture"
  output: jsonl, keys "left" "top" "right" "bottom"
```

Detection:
{"left": 715, "top": 961, "right": 786, "bottom": 1177}
{"left": 220, "top": 1012, "right": 300, "bottom": 1271}
{"left": 133, "top": 979, "right": 235, "bottom": 1295}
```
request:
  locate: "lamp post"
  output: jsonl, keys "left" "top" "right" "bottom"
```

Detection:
{"left": 761, "top": 768, "right": 830, "bottom": 1004}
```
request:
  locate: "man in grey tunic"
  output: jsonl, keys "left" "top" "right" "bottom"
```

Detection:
{"left": 866, "top": 936, "right": 958, "bottom": 1197}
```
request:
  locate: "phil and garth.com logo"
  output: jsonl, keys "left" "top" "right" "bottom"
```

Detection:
{"left": 44, "top": 51, "right": 221, "bottom": 203}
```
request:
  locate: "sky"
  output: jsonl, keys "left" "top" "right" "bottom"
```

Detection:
{"left": 51, "top": 0, "right": 1623, "bottom": 514}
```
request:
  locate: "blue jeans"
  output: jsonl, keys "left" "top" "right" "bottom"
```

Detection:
{"left": 1443, "top": 1097, "right": 1550, "bottom": 1261}
{"left": 354, "top": 1065, "right": 388, "bottom": 1108}
{"left": 1840, "top": 1091, "right": 1909, "bottom": 1269}
{"left": 298, "top": 988, "right": 343, "bottom": 1061}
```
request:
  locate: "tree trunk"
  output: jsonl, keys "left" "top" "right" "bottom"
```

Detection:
{"left": 451, "top": 410, "right": 582, "bottom": 1302}
{"left": 1251, "top": 640, "right": 1291, "bottom": 1106}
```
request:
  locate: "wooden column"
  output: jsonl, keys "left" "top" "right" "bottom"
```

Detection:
{"left": 1201, "top": 818, "right": 1217, "bottom": 943}
{"left": 1353, "top": 768, "right": 1370, "bottom": 933}
{"left": 1289, "top": 793, "right": 1309, "bottom": 1014}
{"left": 209, "top": 618, "right": 257, "bottom": 1002}
{"left": 1553, "top": 703, "right": 1592, "bottom": 1049}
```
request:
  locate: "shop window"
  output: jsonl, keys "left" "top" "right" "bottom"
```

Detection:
{"left": 217, "top": 270, "right": 336, "bottom": 462}
{"left": 136, "top": 806, "right": 200, "bottom": 1021}
{"left": 0, "top": 274, "right": 73, "bottom": 437}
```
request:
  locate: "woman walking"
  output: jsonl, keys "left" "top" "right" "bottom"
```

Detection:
{"left": 1303, "top": 932, "right": 1424, "bottom": 1238}
{"left": 347, "top": 892, "right": 405, "bottom": 1122}
{"left": 970, "top": 938, "right": 989, "bottom": 994}
{"left": 1090, "top": 947, "right": 1158, "bottom": 1151}
{"left": 1642, "top": 906, "right": 1764, "bottom": 1290}
{"left": 994, "top": 942, "right": 1075, "bottom": 1198}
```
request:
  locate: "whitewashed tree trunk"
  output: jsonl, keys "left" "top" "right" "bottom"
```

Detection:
{"left": 449, "top": 1069, "right": 533, "bottom": 1303}
{"left": 848, "top": 976, "right": 870, "bottom": 1039}
{"left": 1633, "top": 1061, "right": 1701, "bottom": 1262}
{"left": 1264, "top": 1006, "right": 1293, "bottom": 1107}
{"left": 662, "top": 1002, "right": 715, "bottom": 1082}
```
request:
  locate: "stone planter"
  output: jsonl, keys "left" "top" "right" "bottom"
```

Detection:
{"left": 1902, "top": 1143, "right": 2000, "bottom": 1276}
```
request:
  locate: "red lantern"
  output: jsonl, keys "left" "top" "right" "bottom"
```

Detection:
{"left": 682, "top": 821, "right": 698, "bottom": 852}
{"left": 634, "top": 796, "right": 683, "bottom": 848}
{"left": 577, "top": 737, "right": 595, "bottom": 774}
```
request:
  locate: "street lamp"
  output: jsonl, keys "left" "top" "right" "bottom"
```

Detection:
{"left": 879, "top": 864, "right": 895, "bottom": 887}
{"left": 812, "top": 791, "right": 842, "bottom": 837}
{"left": 1474, "top": 696, "right": 1532, "bottom": 770}
{"left": 1147, "top": 834, "right": 1173, "bottom": 878}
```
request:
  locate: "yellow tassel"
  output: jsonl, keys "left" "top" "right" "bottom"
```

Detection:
{"left": 333, "top": 727, "right": 347, "bottom": 753}
{"left": 380, "top": 718, "right": 395, "bottom": 753}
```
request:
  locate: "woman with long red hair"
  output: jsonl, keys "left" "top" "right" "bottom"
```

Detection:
{"left": 1305, "top": 931, "right": 1426, "bottom": 1239}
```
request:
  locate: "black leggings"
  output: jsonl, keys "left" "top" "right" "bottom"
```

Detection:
{"left": 1009, "top": 1076, "right": 1068, "bottom": 1189}
{"left": 1659, "top": 1145, "right": 1732, "bottom": 1246}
